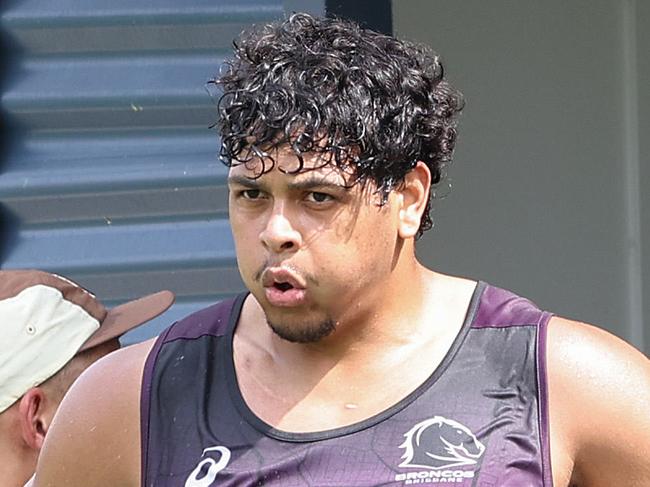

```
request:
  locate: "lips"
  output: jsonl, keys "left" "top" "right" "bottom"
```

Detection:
{"left": 261, "top": 267, "right": 306, "bottom": 289}
{"left": 261, "top": 267, "right": 307, "bottom": 307}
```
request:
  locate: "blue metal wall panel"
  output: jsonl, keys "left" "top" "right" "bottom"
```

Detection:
{"left": 0, "top": 0, "right": 324, "bottom": 343}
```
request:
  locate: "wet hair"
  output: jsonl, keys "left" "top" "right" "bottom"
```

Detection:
{"left": 213, "top": 13, "right": 464, "bottom": 237}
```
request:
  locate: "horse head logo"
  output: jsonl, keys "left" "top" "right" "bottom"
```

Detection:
{"left": 399, "top": 416, "right": 485, "bottom": 470}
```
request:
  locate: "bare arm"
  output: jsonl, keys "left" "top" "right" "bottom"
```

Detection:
{"left": 548, "top": 317, "right": 650, "bottom": 486}
{"left": 32, "top": 339, "right": 155, "bottom": 487}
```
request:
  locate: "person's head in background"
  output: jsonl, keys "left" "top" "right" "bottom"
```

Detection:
{"left": 0, "top": 270, "right": 174, "bottom": 487}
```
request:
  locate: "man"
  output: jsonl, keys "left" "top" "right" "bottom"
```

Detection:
{"left": 0, "top": 270, "right": 174, "bottom": 487}
{"left": 32, "top": 13, "right": 649, "bottom": 487}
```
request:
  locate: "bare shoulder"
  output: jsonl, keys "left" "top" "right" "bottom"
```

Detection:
{"left": 33, "top": 337, "right": 157, "bottom": 487}
{"left": 546, "top": 316, "right": 650, "bottom": 486}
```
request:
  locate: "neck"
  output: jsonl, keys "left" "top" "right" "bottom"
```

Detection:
{"left": 0, "top": 438, "right": 36, "bottom": 487}
{"left": 300, "top": 260, "right": 429, "bottom": 356}
{"left": 233, "top": 251, "right": 478, "bottom": 431}
{"left": 247, "top": 247, "right": 438, "bottom": 369}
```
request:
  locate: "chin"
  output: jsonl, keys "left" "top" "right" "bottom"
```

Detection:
{"left": 266, "top": 316, "right": 337, "bottom": 343}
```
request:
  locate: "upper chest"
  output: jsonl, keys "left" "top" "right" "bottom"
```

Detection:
{"left": 233, "top": 338, "right": 460, "bottom": 433}
{"left": 147, "top": 324, "right": 552, "bottom": 486}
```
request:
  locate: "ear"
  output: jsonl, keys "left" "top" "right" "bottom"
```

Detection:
{"left": 18, "top": 387, "right": 52, "bottom": 451}
{"left": 396, "top": 161, "right": 431, "bottom": 239}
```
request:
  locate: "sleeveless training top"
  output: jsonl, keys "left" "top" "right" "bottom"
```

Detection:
{"left": 141, "top": 282, "right": 553, "bottom": 486}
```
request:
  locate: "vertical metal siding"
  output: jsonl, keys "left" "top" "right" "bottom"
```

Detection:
{"left": 0, "top": 0, "right": 321, "bottom": 343}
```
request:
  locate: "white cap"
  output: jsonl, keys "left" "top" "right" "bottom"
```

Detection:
{"left": 0, "top": 270, "right": 174, "bottom": 413}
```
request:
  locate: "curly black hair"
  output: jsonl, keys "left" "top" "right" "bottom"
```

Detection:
{"left": 213, "top": 13, "right": 464, "bottom": 237}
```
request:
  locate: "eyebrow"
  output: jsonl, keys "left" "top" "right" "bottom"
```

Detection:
{"left": 227, "top": 175, "right": 261, "bottom": 189}
{"left": 227, "top": 175, "right": 349, "bottom": 191}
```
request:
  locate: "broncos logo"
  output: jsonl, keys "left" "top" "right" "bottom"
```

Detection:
{"left": 399, "top": 416, "right": 485, "bottom": 470}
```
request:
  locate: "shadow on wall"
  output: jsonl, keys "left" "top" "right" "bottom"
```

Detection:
{"left": 0, "top": 206, "right": 19, "bottom": 267}
{"left": 0, "top": 3, "right": 22, "bottom": 266}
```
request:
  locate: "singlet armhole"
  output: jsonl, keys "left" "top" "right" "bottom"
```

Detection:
{"left": 139, "top": 325, "right": 175, "bottom": 487}
{"left": 536, "top": 311, "right": 555, "bottom": 487}
{"left": 138, "top": 295, "right": 243, "bottom": 487}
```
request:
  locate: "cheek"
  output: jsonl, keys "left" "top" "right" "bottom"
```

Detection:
{"left": 230, "top": 215, "right": 263, "bottom": 279}
{"left": 355, "top": 212, "right": 398, "bottom": 273}
{"left": 314, "top": 212, "right": 396, "bottom": 283}
{"left": 231, "top": 220, "right": 252, "bottom": 257}
{"left": 230, "top": 204, "right": 264, "bottom": 247}
{"left": 355, "top": 206, "right": 397, "bottom": 251}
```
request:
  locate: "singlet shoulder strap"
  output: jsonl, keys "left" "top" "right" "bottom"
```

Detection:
{"left": 472, "top": 283, "right": 554, "bottom": 486}
{"left": 471, "top": 283, "right": 550, "bottom": 329}
{"left": 139, "top": 293, "right": 246, "bottom": 487}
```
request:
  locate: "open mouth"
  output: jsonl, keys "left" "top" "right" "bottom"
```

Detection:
{"left": 264, "top": 275, "right": 306, "bottom": 306}
{"left": 261, "top": 268, "right": 307, "bottom": 306}
{"left": 274, "top": 282, "right": 294, "bottom": 292}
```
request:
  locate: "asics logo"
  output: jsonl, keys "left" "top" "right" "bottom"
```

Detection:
{"left": 184, "top": 446, "right": 231, "bottom": 487}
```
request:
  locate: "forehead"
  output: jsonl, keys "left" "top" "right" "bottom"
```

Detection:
{"left": 228, "top": 148, "right": 356, "bottom": 186}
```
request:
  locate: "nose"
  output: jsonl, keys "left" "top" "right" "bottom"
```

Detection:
{"left": 260, "top": 203, "right": 302, "bottom": 253}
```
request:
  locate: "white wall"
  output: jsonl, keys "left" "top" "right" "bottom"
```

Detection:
{"left": 393, "top": 0, "right": 648, "bottom": 353}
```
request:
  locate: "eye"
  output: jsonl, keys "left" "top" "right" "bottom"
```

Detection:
{"left": 306, "top": 191, "right": 333, "bottom": 203}
{"left": 240, "top": 189, "right": 262, "bottom": 200}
